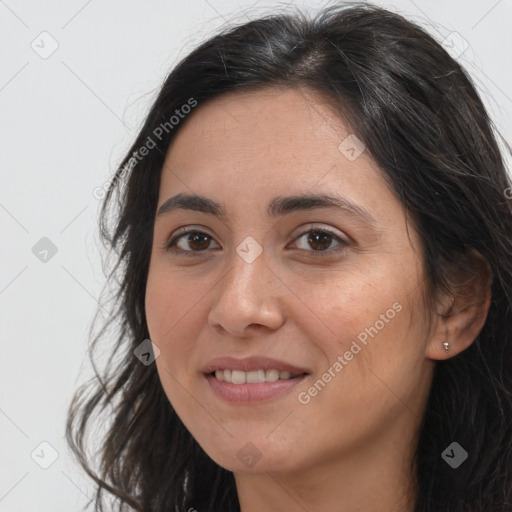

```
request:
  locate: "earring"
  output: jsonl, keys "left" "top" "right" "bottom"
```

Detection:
{"left": 442, "top": 341, "right": 450, "bottom": 351}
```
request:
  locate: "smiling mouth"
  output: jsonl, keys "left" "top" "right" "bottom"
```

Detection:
{"left": 210, "top": 369, "right": 307, "bottom": 384}
{"left": 205, "top": 370, "right": 309, "bottom": 403}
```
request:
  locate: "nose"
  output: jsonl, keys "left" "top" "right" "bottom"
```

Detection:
{"left": 208, "top": 246, "right": 285, "bottom": 338}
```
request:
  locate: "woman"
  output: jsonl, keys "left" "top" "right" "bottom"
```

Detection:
{"left": 67, "top": 2, "right": 512, "bottom": 511}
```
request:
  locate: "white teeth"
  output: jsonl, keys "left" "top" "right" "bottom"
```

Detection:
{"left": 265, "top": 369, "right": 279, "bottom": 382}
{"left": 213, "top": 369, "right": 300, "bottom": 384}
{"left": 246, "top": 370, "right": 266, "bottom": 383}
{"left": 231, "top": 370, "right": 246, "bottom": 384}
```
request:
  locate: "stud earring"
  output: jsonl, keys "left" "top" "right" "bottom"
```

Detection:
{"left": 442, "top": 341, "right": 450, "bottom": 351}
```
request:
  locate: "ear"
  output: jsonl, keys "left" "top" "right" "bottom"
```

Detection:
{"left": 426, "top": 250, "right": 493, "bottom": 360}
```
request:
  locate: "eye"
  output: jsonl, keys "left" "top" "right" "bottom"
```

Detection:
{"left": 163, "top": 226, "right": 349, "bottom": 258}
{"left": 290, "top": 227, "right": 349, "bottom": 257}
{"left": 164, "top": 229, "right": 220, "bottom": 257}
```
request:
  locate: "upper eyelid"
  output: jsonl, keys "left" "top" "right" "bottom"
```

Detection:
{"left": 289, "top": 226, "right": 348, "bottom": 246}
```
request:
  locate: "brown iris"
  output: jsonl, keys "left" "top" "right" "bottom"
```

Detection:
{"left": 307, "top": 230, "right": 332, "bottom": 251}
{"left": 186, "top": 232, "right": 211, "bottom": 251}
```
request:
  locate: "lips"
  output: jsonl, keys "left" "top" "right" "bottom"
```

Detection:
{"left": 201, "top": 356, "right": 311, "bottom": 404}
{"left": 201, "top": 355, "right": 310, "bottom": 375}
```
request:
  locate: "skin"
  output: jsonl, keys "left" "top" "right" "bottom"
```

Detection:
{"left": 145, "top": 87, "right": 490, "bottom": 512}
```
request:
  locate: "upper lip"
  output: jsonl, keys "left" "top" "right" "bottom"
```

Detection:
{"left": 202, "top": 356, "right": 310, "bottom": 375}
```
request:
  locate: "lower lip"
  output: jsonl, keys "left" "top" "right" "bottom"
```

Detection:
{"left": 205, "top": 373, "right": 308, "bottom": 403}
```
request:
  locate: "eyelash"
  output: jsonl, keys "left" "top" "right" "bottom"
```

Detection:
{"left": 163, "top": 226, "right": 349, "bottom": 259}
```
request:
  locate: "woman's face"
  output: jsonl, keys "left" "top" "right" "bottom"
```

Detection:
{"left": 145, "top": 87, "right": 437, "bottom": 475}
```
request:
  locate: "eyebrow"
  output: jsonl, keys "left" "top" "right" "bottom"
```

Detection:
{"left": 156, "top": 192, "right": 376, "bottom": 224}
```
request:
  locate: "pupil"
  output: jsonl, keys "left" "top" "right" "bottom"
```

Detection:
{"left": 189, "top": 233, "right": 209, "bottom": 250}
{"left": 308, "top": 230, "right": 331, "bottom": 251}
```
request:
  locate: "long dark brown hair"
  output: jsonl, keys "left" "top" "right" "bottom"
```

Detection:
{"left": 66, "top": 3, "right": 512, "bottom": 511}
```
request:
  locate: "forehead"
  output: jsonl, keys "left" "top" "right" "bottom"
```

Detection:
{"left": 161, "top": 87, "right": 385, "bottom": 195}
{"left": 169, "top": 88, "right": 343, "bottom": 158}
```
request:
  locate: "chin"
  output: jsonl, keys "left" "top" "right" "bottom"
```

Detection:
{"left": 197, "top": 434, "right": 302, "bottom": 474}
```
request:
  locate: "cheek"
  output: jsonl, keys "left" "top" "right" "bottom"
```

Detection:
{"left": 145, "top": 270, "right": 204, "bottom": 393}
{"left": 145, "top": 273, "right": 203, "bottom": 427}
{"left": 286, "top": 272, "right": 401, "bottom": 352}
{"left": 291, "top": 274, "right": 425, "bottom": 411}
{"left": 145, "top": 265, "right": 210, "bottom": 341}
{"left": 287, "top": 306, "right": 424, "bottom": 464}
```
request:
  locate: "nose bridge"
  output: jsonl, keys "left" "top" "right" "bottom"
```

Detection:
{"left": 218, "top": 241, "right": 267, "bottom": 309}
{"left": 208, "top": 238, "right": 283, "bottom": 335}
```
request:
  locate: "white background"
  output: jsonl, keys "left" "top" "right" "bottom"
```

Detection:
{"left": 1, "top": 0, "right": 511, "bottom": 510}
